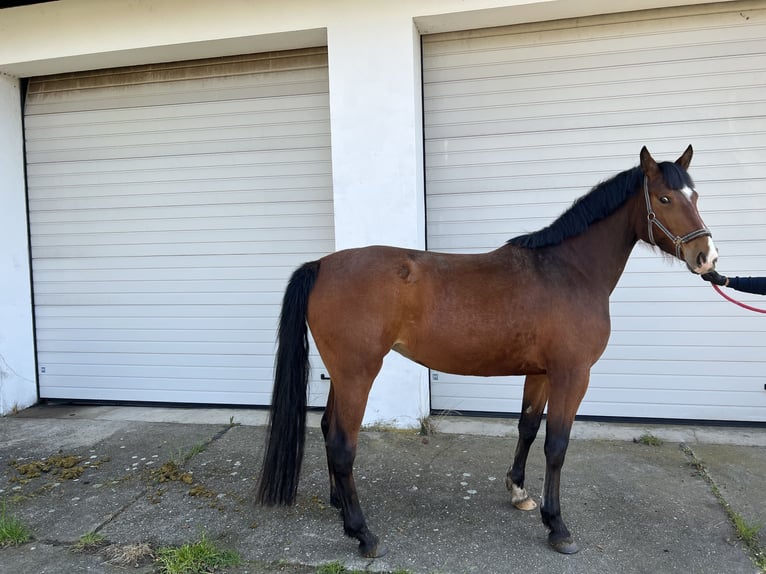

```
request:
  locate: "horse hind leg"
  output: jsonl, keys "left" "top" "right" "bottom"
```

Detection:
{"left": 507, "top": 374, "right": 549, "bottom": 511}
{"left": 323, "top": 364, "right": 388, "bottom": 558}
{"left": 321, "top": 386, "right": 340, "bottom": 509}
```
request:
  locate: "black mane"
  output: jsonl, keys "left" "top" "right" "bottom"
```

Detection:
{"left": 507, "top": 162, "right": 694, "bottom": 249}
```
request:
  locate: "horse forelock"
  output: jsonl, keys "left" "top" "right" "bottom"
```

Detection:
{"left": 658, "top": 161, "right": 695, "bottom": 191}
{"left": 507, "top": 160, "right": 695, "bottom": 249}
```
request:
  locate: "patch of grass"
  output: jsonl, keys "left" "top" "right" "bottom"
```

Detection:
{"left": 72, "top": 531, "right": 106, "bottom": 552}
{"left": 316, "top": 562, "right": 351, "bottom": 574}
{"left": 634, "top": 433, "right": 663, "bottom": 446}
{"left": 681, "top": 443, "right": 766, "bottom": 570}
{"left": 155, "top": 533, "right": 240, "bottom": 574}
{"left": 0, "top": 501, "right": 31, "bottom": 547}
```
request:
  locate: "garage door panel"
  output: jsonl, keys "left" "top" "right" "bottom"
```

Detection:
{"left": 32, "top": 253, "right": 312, "bottom": 272}
{"left": 26, "top": 49, "right": 333, "bottom": 405}
{"left": 426, "top": 100, "right": 766, "bottom": 139}
{"left": 29, "top": 189, "right": 331, "bottom": 218}
{"left": 426, "top": 142, "right": 766, "bottom": 172}
{"left": 426, "top": 69, "right": 765, "bottom": 114}
{"left": 32, "top": 264, "right": 303, "bottom": 284}
{"left": 426, "top": 100, "right": 762, "bottom": 138}
{"left": 425, "top": 3, "right": 766, "bottom": 421}
{"left": 425, "top": 123, "right": 766, "bottom": 157}
{"left": 31, "top": 224, "right": 333, "bottom": 249}
{"left": 426, "top": 56, "right": 765, "bottom": 103}
{"left": 26, "top": 53, "right": 330, "bottom": 114}
{"left": 25, "top": 91, "right": 330, "bottom": 132}
{"left": 37, "top": 352, "right": 276, "bottom": 368}
{"left": 31, "top": 237, "right": 333, "bottom": 260}
{"left": 32, "top": 207, "right": 334, "bottom": 236}
{"left": 27, "top": 146, "right": 331, "bottom": 176}
{"left": 35, "top": 327, "right": 278, "bottom": 344}
{"left": 27, "top": 160, "right": 331, "bottom": 189}
{"left": 28, "top": 133, "right": 331, "bottom": 164}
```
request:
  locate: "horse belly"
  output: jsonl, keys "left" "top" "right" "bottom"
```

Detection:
{"left": 394, "top": 328, "right": 546, "bottom": 378}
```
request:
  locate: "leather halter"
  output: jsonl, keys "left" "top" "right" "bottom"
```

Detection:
{"left": 643, "top": 175, "right": 711, "bottom": 260}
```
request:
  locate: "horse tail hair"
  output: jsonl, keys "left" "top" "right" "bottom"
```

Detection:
{"left": 257, "top": 260, "right": 320, "bottom": 506}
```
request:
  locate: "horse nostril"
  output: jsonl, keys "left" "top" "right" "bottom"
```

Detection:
{"left": 696, "top": 252, "right": 706, "bottom": 267}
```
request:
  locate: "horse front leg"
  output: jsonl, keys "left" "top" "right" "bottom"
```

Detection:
{"left": 539, "top": 368, "right": 590, "bottom": 555}
{"left": 507, "top": 374, "right": 549, "bottom": 511}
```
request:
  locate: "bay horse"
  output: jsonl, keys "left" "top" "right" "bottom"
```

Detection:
{"left": 257, "top": 146, "right": 718, "bottom": 557}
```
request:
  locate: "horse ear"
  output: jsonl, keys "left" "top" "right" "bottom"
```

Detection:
{"left": 675, "top": 145, "right": 693, "bottom": 170}
{"left": 640, "top": 146, "right": 659, "bottom": 177}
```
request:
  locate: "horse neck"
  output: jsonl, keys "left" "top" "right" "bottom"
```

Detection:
{"left": 553, "top": 198, "right": 640, "bottom": 295}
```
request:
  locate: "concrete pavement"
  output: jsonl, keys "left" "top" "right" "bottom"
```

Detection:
{"left": 1, "top": 405, "right": 764, "bottom": 573}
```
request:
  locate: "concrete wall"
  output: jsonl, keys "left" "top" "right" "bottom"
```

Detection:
{"left": 0, "top": 0, "right": 730, "bottom": 422}
{"left": 0, "top": 73, "right": 37, "bottom": 415}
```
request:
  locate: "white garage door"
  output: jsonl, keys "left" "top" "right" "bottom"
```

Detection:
{"left": 25, "top": 49, "right": 333, "bottom": 406}
{"left": 424, "top": 2, "right": 766, "bottom": 422}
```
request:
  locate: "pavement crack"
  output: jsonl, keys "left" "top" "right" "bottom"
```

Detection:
{"left": 680, "top": 442, "right": 766, "bottom": 571}
{"left": 93, "top": 488, "right": 149, "bottom": 535}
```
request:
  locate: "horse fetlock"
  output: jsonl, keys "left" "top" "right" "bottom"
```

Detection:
{"left": 509, "top": 482, "right": 538, "bottom": 511}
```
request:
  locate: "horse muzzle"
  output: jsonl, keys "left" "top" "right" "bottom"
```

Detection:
{"left": 683, "top": 235, "right": 718, "bottom": 275}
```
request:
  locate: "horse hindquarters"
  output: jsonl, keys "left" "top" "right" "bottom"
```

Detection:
{"left": 256, "top": 261, "right": 320, "bottom": 506}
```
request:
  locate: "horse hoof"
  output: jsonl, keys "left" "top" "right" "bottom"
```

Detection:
{"left": 508, "top": 482, "right": 537, "bottom": 511}
{"left": 359, "top": 541, "right": 388, "bottom": 558}
{"left": 513, "top": 497, "right": 538, "bottom": 511}
{"left": 549, "top": 537, "right": 580, "bottom": 555}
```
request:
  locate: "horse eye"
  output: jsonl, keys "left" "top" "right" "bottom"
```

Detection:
{"left": 659, "top": 196, "right": 671, "bottom": 204}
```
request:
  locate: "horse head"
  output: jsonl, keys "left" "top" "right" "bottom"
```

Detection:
{"left": 639, "top": 145, "right": 718, "bottom": 274}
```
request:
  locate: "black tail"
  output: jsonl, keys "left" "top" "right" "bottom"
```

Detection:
{"left": 256, "top": 260, "right": 320, "bottom": 506}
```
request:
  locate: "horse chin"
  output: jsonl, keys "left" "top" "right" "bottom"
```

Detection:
{"left": 686, "top": 261, "right": 713, "bottom": 275}
{"left": 685, "top": 257, "right": 716, "bottom": 275}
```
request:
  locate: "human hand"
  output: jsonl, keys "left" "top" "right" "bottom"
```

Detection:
{"left": 701, "top": 270, "right": 727, "bottom": 286}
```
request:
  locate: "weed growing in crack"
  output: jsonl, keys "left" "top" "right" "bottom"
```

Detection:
{"left": 72, "top": 531, "right": 106, "bottom": 552}
{"left": 633, "top": 433, "right": 663, "bottom": 446}
{"left": 0, "top": 501, "right": 31, "bottom": 547}
{"left": 155, "top": 532, "right": 239, "bottom": 574}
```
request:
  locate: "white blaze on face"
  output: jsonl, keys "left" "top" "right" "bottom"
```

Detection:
{"left": 698, "top": 236, "right": 719, "bottom": 274}
{"left": 680, "top": 185, "right": 695, "bottom": 200}
{"left": 680, "top": 185, "right": 718, "bottom": 274}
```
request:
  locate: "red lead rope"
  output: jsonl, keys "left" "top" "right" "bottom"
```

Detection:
{"left": 712, "top": 283, "right": 766, "bottom": 314}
